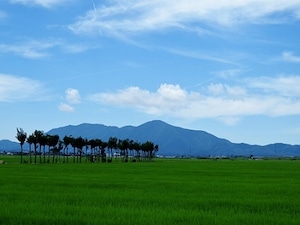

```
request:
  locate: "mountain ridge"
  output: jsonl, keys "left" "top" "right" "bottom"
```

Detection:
{"left": 1, "top": 120, "right": 300, "bottom": 156}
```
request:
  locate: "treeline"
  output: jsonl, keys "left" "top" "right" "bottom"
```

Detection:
{"left": 16, "top": 128, "right": 158, "bottom": 164}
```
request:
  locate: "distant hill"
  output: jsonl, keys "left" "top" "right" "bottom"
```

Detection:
{"left": 47, "top": 120, "right": 300, "bottom": 157}
{"left": 2, "top": 120, "right": 300, "bottom": 156}
{"left": 0, "top": 139, "right": 20, "bottom": 152}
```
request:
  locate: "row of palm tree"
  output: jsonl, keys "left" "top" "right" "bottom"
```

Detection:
{"left": 16, "top": 128, "right": 158, "bottom": 164}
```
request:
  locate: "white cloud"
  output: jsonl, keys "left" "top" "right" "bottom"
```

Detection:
{"left": 65, "top": 88, "right": 81, "bottom": 104}
{"left": 207, "top": 83, "right": 224, "bottom": 95}
{"left": 247, "top": 76, "right": 300, "bottom": 97}
{"left": 0, "top": 73, "right": 45, "bottom": 102}
{"left": 282, "top": 51, "right": 300, "bottom": 63}
{"left": 9, "top": 0, "right": 73, "bottom": 8}
{"left": 59, "top": 88, "right": 80, "bottom": 113}
{"left": 89, "top": 76, "right": 300, "bottom": 123}
{"left": 58, "top": 103, "right": 74, "bottom": 112}
{"left": 69, "top": 0, "right": 300, "bottom": 36}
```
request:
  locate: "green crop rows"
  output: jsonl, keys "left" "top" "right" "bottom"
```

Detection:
{"left": 0, "top": 157, "right": 299, "bottom": 225}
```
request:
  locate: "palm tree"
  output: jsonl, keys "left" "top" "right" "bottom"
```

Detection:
{"left": 16, "top": 128, "right": 27, "bottom": 163}
{"left": 118, "top": 139, "right": 129, "bottom": 162}
{"left": 52, "top": 140, "right": 62, "bottom": 163}
{"left": 57, "top": 141, "right": 63, "bottom": 162}
{"left": 100, "top": 140, "right": 107, "bottom": 163}
{"left": 46, "top": 134, "right": 52, "bottom": 163}
{"left": 27, "top": 134, "right": 35, "bottom": 164}
{"left": 28, "top": 130, "right": 42, "bottom": 164}
{"left": 63, "top": 135, "right": 72, "bottom": 163}
{"left": 118, "top": 139, "right": 125, "bottom": 161}
{"left": 100, "top": 141, "right": 108, "bottom": 161}
{"left": 39, "top": 134, "right": 47, "bottom": 163}
{"left": 88, "top": 139, "right": 97, "bottom": 162}
{"left": 128, "top": 139, "right": 135, "bottom": 161}
{"left": 74, "top": 137, "right": 85, "bottom": 163}
{"left": 144, "top": 141, "right": 155, "bottom": 160}
{"left": 132, "top": 141, "right": 141, "bottom": 161}
{"left": 95, "top": 139, "right": 103, "bottom": 163}
{"left": 84, "top": 138, "right": 89, "bottom": 163}
{"left": 69, "top": 136, "right": 76, "bottom": 163}
{"left": 31, "top": 130, "right": 43, "bottom": 164}
{"left": 33, "top": 134, "right": 38, "bottom": 164}
{"left": 47, "top": 134, "right": 59, "bottom": 163}
{"left": 154, "top": 144, "right": 159, "bottom": 158}
{"left": 123, "top": 139, "right": 129, "bottom": 162}
{"left": 108, "top": 137, "right": 117, "bottom": 162}
{"left": 141, "top": 141, "right": 154, "bottom": 161}
{"left": 69, "top": 136, "right": 77, "bottom": 163}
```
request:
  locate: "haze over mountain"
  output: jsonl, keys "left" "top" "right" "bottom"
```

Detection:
{"left": 1, "top": 120, "right": 299, "bottom": 157}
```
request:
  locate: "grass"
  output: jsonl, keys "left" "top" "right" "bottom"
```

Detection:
{"left": 0, "top": 156, "right": 299, "bottom": 224}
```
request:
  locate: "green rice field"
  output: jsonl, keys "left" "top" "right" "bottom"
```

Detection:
{"left": 0, "top": 156, "right": 299, "bottom": 225}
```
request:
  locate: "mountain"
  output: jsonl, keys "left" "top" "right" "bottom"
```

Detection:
{"left": 2, "top": 120, "right": 300, "bottom": 156}
{"left": 47, "top": 120, "right": 300, "bottom": 157}
{"left": 0, "top": 139, "right": 20, "bottom": 152}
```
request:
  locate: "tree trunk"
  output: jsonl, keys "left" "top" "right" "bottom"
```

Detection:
{"left": 66, "top": 148, "right": 69, "bottom": 163}
{"left": 20, "top": 144, "right": 23, "bottom": 164}
{"left": 79, "top": 149, "right": 82, "bottom": 163}
{"left": 43, "top": 146, "right": 46, "bottom": 164}
{"left": 29, "top": 144, "right": 32, "bottom": 164}
{"left": 48, "top": 146, "right": 51, "bottom": 163}
{"left": 34, "top": 144, "right": 37, "bottom": 164}
{"left": 39, "top": 146, "right": 42, "bottom": 164}
{"left": 73, "top": 147, "right": 75, "bottom": 163}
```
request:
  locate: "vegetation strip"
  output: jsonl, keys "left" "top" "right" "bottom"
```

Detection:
{"left": 16, "top": 128, "right": 159, "bottom": 164}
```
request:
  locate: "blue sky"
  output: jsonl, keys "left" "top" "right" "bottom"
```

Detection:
{"left": 1, "top": 0, "right": 300, "bottom": 145}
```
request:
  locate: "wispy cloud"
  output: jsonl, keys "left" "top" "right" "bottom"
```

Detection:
{"left": 163, "top": 47, "right": 238, "bottom": 65}
{"left": 88, "top": 76, "right": 300, "bottom": 124}
{"left": 0, "top": 73, "right": 46, "bottom": 102}
{"left": 9, "top": 0, "right": 74, "bottom": 8}
{"left": 0, "top": 39, "right": 98, "bottom": 58}
{"left": 246, "top": 76, "right": 300, "bottom": 97}
{"left": 0, "top": 40, "right": 59, "bottom": 59}
{"left": 58, "top": 88, "right": 81, "bottom": 112}
{"left": 69, "top": 0, "right": 300, "bottom": 37}
{"left": 212, "top": 69, "right": 244, "bottom": 79}
{"left": 282, "top": 51, "right": 300, "bottom": 63}
{"left": 62, "top": 43, "right": 101, "bottom": 54}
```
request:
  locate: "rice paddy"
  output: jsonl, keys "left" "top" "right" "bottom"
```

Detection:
{"left": 0, "top": 157, "right": 299, "bottom": 224}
